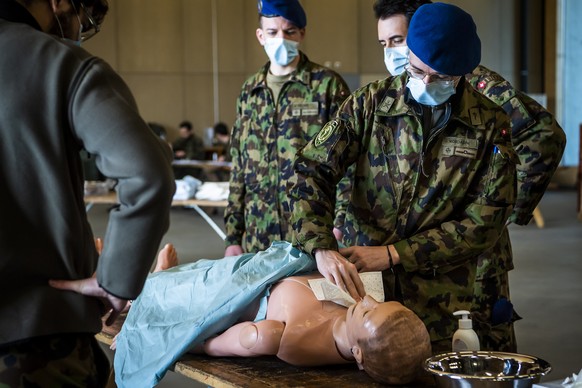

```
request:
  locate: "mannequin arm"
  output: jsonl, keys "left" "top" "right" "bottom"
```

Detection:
{"left": 203, "top": 320, "right": 285, "bottom": 357}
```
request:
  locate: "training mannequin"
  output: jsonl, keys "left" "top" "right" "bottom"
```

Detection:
{"left": 121, "top": 244, "right": 433, "bottom": 385}
{"left": 199, "top": 274, "right": 431, "bottom": 384}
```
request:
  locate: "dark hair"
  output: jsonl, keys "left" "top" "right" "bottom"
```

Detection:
{"left": 373, "top": 0, "right": 431, "bottom": 23}
{"left": 179, "top": 121, "right": 193, "bottom": 130}
{"left": 18, "top": 0, "right": 107, "bottom": 22}
{"left": 213, "top": 122, "right": 229, "bottom": 136}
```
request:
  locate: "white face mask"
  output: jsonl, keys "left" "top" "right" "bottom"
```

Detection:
{"left": 263, "top": 37, "right": 299, "bottom": 66}
{"left": 406, "top": 77, "right": 456, "bottom": 106}
{"left": 383, "top": 46, "right": 409, "bottom": 75}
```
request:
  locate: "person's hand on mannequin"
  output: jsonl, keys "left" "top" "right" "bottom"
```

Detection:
{"left": 314, "top": 249, "right": 366, "bottom": 301}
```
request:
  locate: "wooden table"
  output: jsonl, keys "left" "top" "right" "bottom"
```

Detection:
{"left": 96, "top": 316, "right": 433, "bottom": 387}
{"left": 85, "top": 192, "right": 228, "bottom": 240}
{"left": 203, "top": 146, "right": 227, "bottom": 161}
{"left": 172, "top": 159, "right": 232, "bottom": 170}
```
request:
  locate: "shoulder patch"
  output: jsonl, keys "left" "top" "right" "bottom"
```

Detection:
{"left": 314, "top": 120, "right": 339, "bottom": 147}
{"left": 469, "top": 72, "right": 504, "bottom": 91}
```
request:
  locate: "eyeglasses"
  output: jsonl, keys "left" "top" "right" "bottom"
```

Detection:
{"left": 79, "top": 2, "right": 100, "bottom": 42}
{"left": 71, "top": 1, "right": 100, "bottom": 42}
{"left": 405, "top": 65, "right": 456, "bottom": 83}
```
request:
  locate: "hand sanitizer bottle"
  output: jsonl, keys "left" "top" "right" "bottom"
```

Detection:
{"left": 452, "top": 310, "right": 480, "bottom": 351}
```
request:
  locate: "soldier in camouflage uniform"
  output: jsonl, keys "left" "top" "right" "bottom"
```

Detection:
{"left": 467, "top": 67, "right": 565, "bottom": 350}
{"left": 290, "top": 3, "right": 519, "bottom": 353}
{"left": 224, "top": 0, "right": 349, "bottom": 256}
{"left": 332, "top": 0, "right": 566, "bottom": 352}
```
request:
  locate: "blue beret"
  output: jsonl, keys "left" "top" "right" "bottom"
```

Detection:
{"left": 258, "top": 0, "right": 307, "bottom": 28}
{"left": 407, "top": 2, "right": 481, "bottom": 76}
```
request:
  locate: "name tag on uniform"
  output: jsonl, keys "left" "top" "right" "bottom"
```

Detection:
{"left": 442, "top": 137, "right": 479, "bottom": 159}
{"left": 291, "top": 102, "right": 319, "bottom": 117}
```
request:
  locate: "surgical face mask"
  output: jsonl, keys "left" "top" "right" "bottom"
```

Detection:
{"left": 62, "top": 30, "right": 82, "bottom": 46}
{"left": 264, "top": 37, "right": 299, "bottom": 66}
{"left": 383, "top": 46, "right": 409, "bottom": 75}
{"left": 406, "top": 77, "right": 456, "bottom": 106}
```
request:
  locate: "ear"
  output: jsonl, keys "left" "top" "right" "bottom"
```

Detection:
{"left": 352, "top": 346, "right": 364, "bottom": 370}
{"left": 256, "top": 27, "right": 266, "bottom": 46}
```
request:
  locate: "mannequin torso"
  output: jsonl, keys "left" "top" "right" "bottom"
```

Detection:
{"left": 266, "top": 274, "right": 350, "bottom": 365}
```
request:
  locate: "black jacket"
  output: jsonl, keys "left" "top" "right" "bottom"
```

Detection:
{"left": 0, "top": 1, "right": 175, "bottom": 344}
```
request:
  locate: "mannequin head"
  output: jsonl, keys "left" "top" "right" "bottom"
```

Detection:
{"left": 346, "top": 297, "right": 432, "bottom": 384}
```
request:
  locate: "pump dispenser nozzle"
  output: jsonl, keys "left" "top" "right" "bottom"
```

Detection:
{"left": 452, "top": 310, "right": 480, "bottom": 351}
{"left": 454, "top": 310, "right": 473, "bottom": 329}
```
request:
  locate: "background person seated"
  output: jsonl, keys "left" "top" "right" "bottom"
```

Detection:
{"left": 172, "top": 120, "right": 205, "bottom": 178}
{"left": 203, "top": 121, "right": 232, "bottom": 184}
{"left": 212, "top": 121, "right": 231, "bottom": 162}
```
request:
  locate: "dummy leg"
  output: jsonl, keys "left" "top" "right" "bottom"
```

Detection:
{"left": 120, "top": 244, "right": 176, "bottom": 314}
{"left": 95, "top": 239, "right": 177, "bottom": 273}
{"left": 153, "top": 243, "right": 178, "bottom": 272}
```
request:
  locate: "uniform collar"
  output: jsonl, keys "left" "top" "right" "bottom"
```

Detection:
{"left": 377, "top": 75, "right": 484, "bottom": 130}
{"left": 376, "top": 74, "right": 413, "bottom": 117}
{"left": 251, "top": 51, "right": 311, "bottom": 92}
{"left": 0, "top": 0, "right": 43, "bottom": 31}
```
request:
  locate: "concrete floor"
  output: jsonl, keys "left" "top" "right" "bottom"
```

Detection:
{"left": 89, "top": 189, "right": 582, "bottom": 386}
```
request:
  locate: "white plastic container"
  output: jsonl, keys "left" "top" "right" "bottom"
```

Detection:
{"left": 452, "top": 310, "right": 480, "bottom": 351}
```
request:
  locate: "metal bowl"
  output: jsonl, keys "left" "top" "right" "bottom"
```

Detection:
{"left": 424, "top": 351, "right": 552, "bottom": 388}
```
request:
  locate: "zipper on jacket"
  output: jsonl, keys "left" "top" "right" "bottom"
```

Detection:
{"left": 420, "top": 103, "right": 451, "bottom": 177}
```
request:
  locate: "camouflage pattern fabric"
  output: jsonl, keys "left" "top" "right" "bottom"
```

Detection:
{"left": 290, "top": 74, "right": 517, "bottom": 345}
{"left": 0, "top": 334, "right": 109, "bottom": 387}
{"left": 467, "top": 65, "right": 566, "bottom": 226}
{"left": 466, "top": 65, "right": 565, "bottom": 351}
{"left": 472, "top": 270, "right": 519, "bottom": 352}
{"left": 332, "top": 66, "right": 566, "bottom": 350}
{"left": 336, "top": 65, "right": 566, "bottom": 230}
{"left": 429, "top": 266, "right": 518, "bottom": 354}
{"left": 225, "top": 52, "right": 349, "bottom": 252}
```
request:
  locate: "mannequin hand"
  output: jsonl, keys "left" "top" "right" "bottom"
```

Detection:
{"left": 339, "top": 246, "right": 391, "bottom": 272}
{"left": 49, "top": 275, "right": 128, "bottom": 326}
{"left": 314, "top": 249, "right": 366, "bottom": 301}
{"left": 225, "top": 245, "right": 243, "bottom": 257}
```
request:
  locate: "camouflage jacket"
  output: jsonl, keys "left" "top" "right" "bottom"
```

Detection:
{"left": 467, "top": 65, "right": 566, "bottom": 226}
{"left": 225, "top": 52, "right": 349, "bottom": 252}
{"left": 290, "top": 75, "right": 517, "bottom": 342}
{"left": 336, "top": 66, "right": 566, "bottom": 230}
